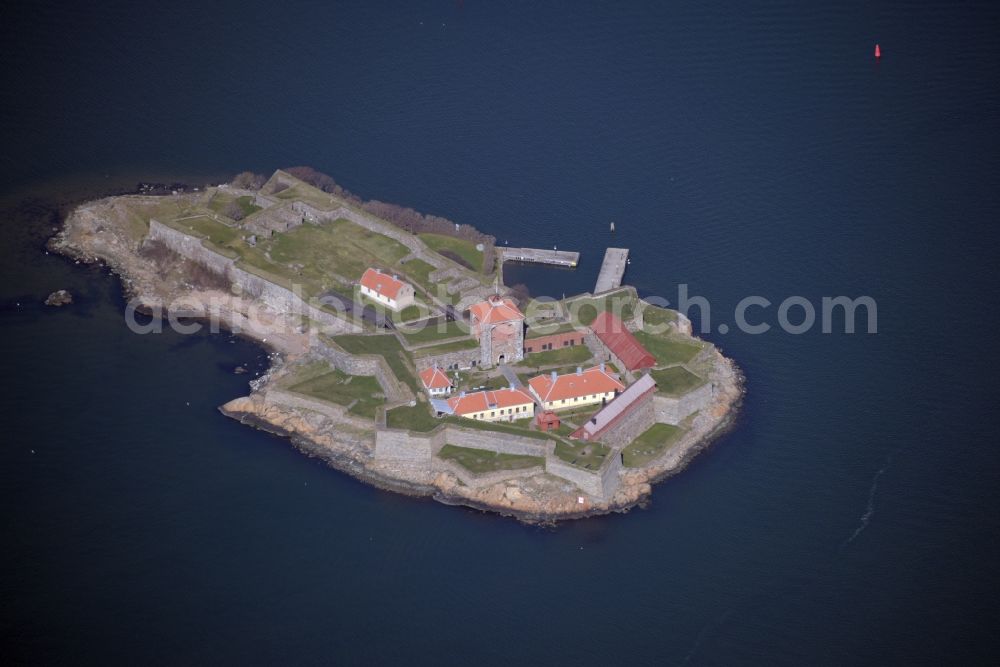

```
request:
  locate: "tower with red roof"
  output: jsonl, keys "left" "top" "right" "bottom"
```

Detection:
{"left": 468, "top": 294, "right": 525, "bottom": 366}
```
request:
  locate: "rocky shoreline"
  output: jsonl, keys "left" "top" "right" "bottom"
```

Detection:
{"left": 51, "top": 186, "right": 744, "bottom": 524}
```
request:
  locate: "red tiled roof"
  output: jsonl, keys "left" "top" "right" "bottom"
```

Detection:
{"left": 469, "top": 295, "right": 524, "bottom": 325}
{"left": 528, "top": 366, "right": 625, "bottom": 403}
{"left": 447, "top": 387, "right": 535, "bottom": 416}
{"left": 419, "top": 367, "right": 453, "bottom": 390}
{"left": 360, "top": 268, "right": 407, "bottom": 300}
{"left": 590, "top": 312, "right": 656, "bottom": 371}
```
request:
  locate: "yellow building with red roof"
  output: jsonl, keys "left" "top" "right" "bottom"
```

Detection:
{"left": 469, "top": 294, "right": 524, "bottom": 366}
{"left": 527, "top": 365, "right": 625, "bottom": 412}
{"left": 438, "top": 387, "right": 536, "bottom": 423}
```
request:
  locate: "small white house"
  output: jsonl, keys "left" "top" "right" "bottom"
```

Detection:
{"left": 359, "top": 268, "right": 415, "bottom": 312}
{"left": 419, "top": 366, "right": 454, "bottom": 397}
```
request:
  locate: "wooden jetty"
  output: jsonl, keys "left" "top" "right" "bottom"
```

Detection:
{"left": 501, "top": 246, "right": 580, "bottom": 268}
{"left": 594, "top": 248, "right": 629, "bottom": 294}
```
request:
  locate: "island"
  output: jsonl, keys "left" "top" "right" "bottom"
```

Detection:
{"left": 51, "top": 168, "right": 743, "bottom": 522}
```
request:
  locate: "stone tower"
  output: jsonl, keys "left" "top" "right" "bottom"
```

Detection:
{"left": 468, "top": 295, "right": 525, "bottom": 366}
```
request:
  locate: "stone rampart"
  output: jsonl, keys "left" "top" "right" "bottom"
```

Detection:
{"left": 315, "top": 341, "right": 411, "bottom": 404}
{"left": 413, "top": 346, "right": 481, "bottom": 372}
{"left": 444, "top": 427, "right": 550, "bottom": 457}
{"left": 374, "top": 428, "right": 445, "bottom": 461}
{"left": 545, "top": 454, "right": 622, "bottom": 500}
{"left": 148, "top": 219, "right": 360, "bottom": 335}
{"left": 595, "top": 392, "right": 656, "bottom": 450}
{"left": 653, "top": 382, "right": 714, "bottom": 425}
{"left": 432, "top": 459, "right": 544, "bottom": 488}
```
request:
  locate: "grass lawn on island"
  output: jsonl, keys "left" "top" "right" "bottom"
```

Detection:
{"left": 268, "top": 218, "right": 411, "bottom": 284}
{"left": 287, "top": 368, "right": 384, "bottom": 419}
{"left": 386, "top": 403, "right": 441, "bottom": 432}
{"left": 553, "top": 439, "right": 611, "bottom": 471}
{"left": 168, "top": 215, "right": 240, "bottom": 247}
{"left": 438, "top": 445, "right": 543, "bottom": 474}
{"left": 650, "top": 366, "right": 707, "bottom": 397}
{"left": 516, "top": 344, "right": 593, "bottom": 369}
{"left": 633, "top": 330, "right": 703, "bottom": 366}
{"left": 327, "top": 333, "right": 421, "bottom": 393}
{"left": 565, "top": 291, "right": 638, "bottom": 326}
{"left": 397, "top": 318, "right": 470, "bottom": 345}
{"left": 622, "top": 423, "right": 685, "bottom": 467}
{"left": 418, "top": 233, "right": 484, "bottom": 272}
{"left": 208, "top": 193, "right": 262, "bottom": 219}
{"left": 637, "top": 303, "right": 679, "bottom": 329}
{"left": 411, "top": 337, "right": 480, "bottom": 359}
{"left": 525, "top": 321, "right": 579, "bottom": 339}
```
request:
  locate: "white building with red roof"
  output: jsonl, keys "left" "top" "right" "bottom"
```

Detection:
{"left": 419, "top": 366, "right": 454, "bottom": 397}
{"left": 469, "top": 294, "right": 525, "bottom": 366}
{"left": 359, "top": 267, "right": 415, "bottom": 312}
{"left": 528, "top": 364, "right": 625, "bottom": 413}
{"left": 433, "top": 386, "right": 536, "bottom": 423}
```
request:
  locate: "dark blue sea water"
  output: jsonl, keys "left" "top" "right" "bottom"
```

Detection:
{"left": 3, "top": 1, "right": 1000, "bottom": 664}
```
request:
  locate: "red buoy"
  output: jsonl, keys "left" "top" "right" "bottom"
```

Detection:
{"left": 875, "top": 44, "right": 881, "bottom": 58}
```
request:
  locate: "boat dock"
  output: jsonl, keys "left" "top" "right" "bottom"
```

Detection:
{"left": 501, "top": 246, "right": 580, "bottom": 267}
{"left": 594, "top": 248, "right": 629, "bottom": 294}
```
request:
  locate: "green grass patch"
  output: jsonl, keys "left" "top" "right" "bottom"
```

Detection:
{"left": 525, "top": 321, "right": 579, "bottom": 339}
{"left": 553, "top": 439, "right": 611, "bottom": 471}
{"left": 168, "top": 215, "right": 240, "bottom": 246}
{"left": 565, "top": 291, "right": 637, "bottom": 326}
{"left": 386, "top": 403, "right": 441, "bottom": 431}
{"left": 438, "top": 445, "right": 543, "bottom": 474}
{"left": 637, "top": 303, "right": 679, "bottom": 328}
{"left": 622, "top": 423, "right": 685, "bottom": 467}
{"left": 411, "top": 337, "right": 479, "bottom": 358}
{"left": 633, "top": 330, "right": 703, "bottom": 366}
{"left": 398, "top": 318, "right": 470, "bottom": 345}
{"left": 327, "top": 334, "right": 420, "bottom": 393}
{"left": 650, "top": 366, "right": 707, "bottom": 397}
{"left": 516, "top": 344, "right": 593, "bottom": 369}
{"left": 288, "top": 367, "right": 384, "bottom": 419}
{"left": 268, "top": 218, "right": 411, "bottom": 285}
{"left": 419, "top": 233, "right": 483, "bottom": 272}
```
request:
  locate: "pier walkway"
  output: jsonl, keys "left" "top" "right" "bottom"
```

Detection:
{"left": 501, "top": 246, "right": 580, "bottom": 267}
{"left": 594, "top": 248, "right": 629, "bottom": 294}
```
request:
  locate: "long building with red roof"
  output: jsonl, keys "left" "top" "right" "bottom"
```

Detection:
{"left": 590, "top": 311, "right": 656, "bottom": 371}
{"left": 433, "top": 387, "right": 536, "bottom": 423}
{"left": 528, "top": 365, "right": 625, "bottom": 412}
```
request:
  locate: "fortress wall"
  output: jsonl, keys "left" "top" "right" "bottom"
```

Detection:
{"left": 148, "top": 219, "right": 235, "bottom": 276}
{"left": 148, "top": 220, "right": 360, "bottom": 336}
{"left": 444, "top": 427, "right": 550, "bottom": 457}
{"left": 545, "top": 455, "right": 621, "bottom": 500}
{"left": 262, "top": 389, "right": 374, "bottom": 433}
{"left": 413, "top": 347, "right": 481, "bottom": 372}
{"left": 374, "top": 428, "right": 443, "bottom": 461}
{"left": 432, "top": 459, "right": 544, "bottom": 489}
{"left": 371, "top": 423, "right": 621, "bottom": 499}
{"left": 653, "top": 382, "right": 714, "bottom": 425}
{"left": 594, "top": 393, "right": 656, "bottom": 450}
{"left": 315, "top": 343, "right": 411, "bottom": 404}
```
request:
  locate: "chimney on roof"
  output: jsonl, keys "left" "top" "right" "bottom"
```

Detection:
{"left": 600, "top": 361, "right": 606, "bottom": 373}
{"left": 508, "top": 381, "right": 516, "bottom": 391}
{"left": 550, "top": 371, "right": 557, "bottom": 382}
{"left": 576, "top": 366, "right": 582, "bottom": 375}
{"left": 460, "top": 391, "right": 466, "bottom": 398}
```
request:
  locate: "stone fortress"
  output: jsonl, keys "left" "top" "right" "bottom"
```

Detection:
{"left": 56, "top": 168, "right": 742, "bottom": 520}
